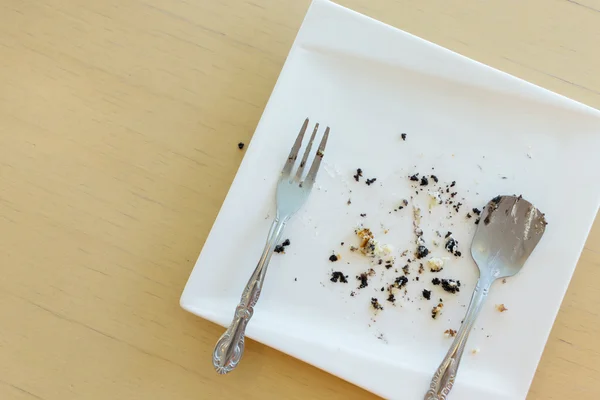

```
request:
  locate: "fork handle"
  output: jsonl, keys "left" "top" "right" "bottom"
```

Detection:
{"left": 213, "top": 217, "right": 287, "bottom": 374}
{"left": 424, "top": 277, "right": 492, "bottom": 399}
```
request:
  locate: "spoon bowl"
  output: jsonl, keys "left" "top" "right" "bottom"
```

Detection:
{"left": 472, "top": 195, "right": 547, "bottom": 279}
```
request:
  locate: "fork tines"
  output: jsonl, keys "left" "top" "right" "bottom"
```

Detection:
{"left": 282, "top": 118, "right": 329, "bottom": 187}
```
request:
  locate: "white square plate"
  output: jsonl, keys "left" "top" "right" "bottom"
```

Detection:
{"left": 181, "top": 1, "right": 600, "bottom": 399}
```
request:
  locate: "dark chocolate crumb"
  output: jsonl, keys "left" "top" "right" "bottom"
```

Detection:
{"left": 274, "top": 245, "right": 285, "bottom": 253}
{"left": 418, "top": 263, "right": 425, "bottom": 274}
{"left": 491, "top": 195, "right": 502, "bottom": 204}
{"left": 432, "top": 278, "right": 441, "bottom": 285}
{"left": 365, "top": 178, "right": 377, "bottom": 186}
{"left": 420, "top": 176, "right": 429, "bottom": 186}
{"left": 402, "top": 265, "right": 410, "bottom": 275}
{"left": 445, "top": 238, "right": 458, "bottom": 255}
{"left": 360, "top": 213, "right": 367, "bottom": 217}
{"left": 394, "top": 275, "right": 408, "bottom": 289}
{"left": 409, "top": 174, "right": 419, "bottom": 182}
{"left": 466, "top": 213, "right": 472, "bottom": 218}
{"left": 472, "top": 207, "right": 481, "bottom": 215}
{"left": 387, "top": 293, "right": 396, "bottom": 303}
{"left": 347, "top": 199, "right": 352, "bottom": 205}
{"left": 353, "top": 168, "right": 363, "bottom": 182}
{"left": 350, "top": 291, "right": 356, "bottom": 297}
{"left": 381, "top": 287, "right": 385, "bottom": 292}
{"left": 440, "top": 279, "right": 460, "bottom": 294}
{"left": 371, "top": 297, "right": 383, "bottom": 310}
{"left": 294, "top": 278, "right": 297, "bottom": 281}
{"left": 475, "top": 218, "right": 480, "bottom": 225}
{"left": 430, "top": 175, "right": 439, "bottom": 183}
{"left": 450, "top": 181, "right": 456, "bottom": 187}
{"left": 416, "top": 276, "right": 420, "bottom": 281}
{"left": 238, "top": 142, "right": 245, "bottom": 150}
{"left": 445, "top": 231, "right": 452, "bottom": 239}
{"left": 330, "top": 271, "right": 348, "bottom": 283}
{"left": 455, "top": 251, "right": 462, "bottom": 257}
{"left": 341, "top": 242, "right": 345, "bottom": 246}
{"left": 401, "top": 133, "right": 407, "bottom": 141}
{"left": 416, "top": 245, "right": 429, "bottom": 259}
{"left": 422, "top": 289, "right": 432, "bottom": 300}
{"left": 282, "top": 239, "right": 291, "bottom": 247}
{"left": 357, "top": 273, "right": 369, "bottom": 289}
{"left": 329, "top": 254, "right": 339, "bottom": 262}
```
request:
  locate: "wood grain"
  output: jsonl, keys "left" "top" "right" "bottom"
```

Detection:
{"left": 0, "top": 0, "right": 598, "bottom": 399}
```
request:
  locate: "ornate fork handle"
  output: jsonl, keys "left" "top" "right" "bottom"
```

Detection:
{"left": 425, "top": 278, "right": 492, "bottom": 399}
{"left": 213, "top": 217, "right": 287, "bottom": 374}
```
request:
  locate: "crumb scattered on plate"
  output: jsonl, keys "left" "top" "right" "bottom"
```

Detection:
{"left": 496, "top": 304, "right": 508, "bottom": 312}
{"left": 428, "top": 257, "right": 445, "bottom": 272}
{"left": 444, "top": 329, "right": 457, "bottom": 338}
{"left": 330, "top": 271, "right": 348, "bottom": 283}
{"left": 431, "top": 303, "right": 444, "bottom": 319}
{"left": 238, "top": 142, "right": 245, "bottom": 150}
{"left": 422, "top": 289, "right": 431, "bottom": 300}
{"left": 371, "top": 297, "right": 383, "bottom": 311}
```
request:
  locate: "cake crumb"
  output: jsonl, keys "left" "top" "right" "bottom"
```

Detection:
{"left": 428, "top": 257, "right": 445, "bottom": 272}
{"left": 371, "top": 297, "right": 384, "bottom": 311}
{"left": 496, "top": 304, "right": 508, "bottom": 312}
{"left": 238, "top": 142, "right": 245, "bottom": 150}
{"left": 401, "top": 133, "right": 407, "bottom": 141}
{"left": 471, "top": 348, "right": 480, "bottom": 355}
{"left": 431, "top": 303, "right": 444, "bottom": 319}
{"left": 444, "top": 329, "right": 457, "bottom": 338}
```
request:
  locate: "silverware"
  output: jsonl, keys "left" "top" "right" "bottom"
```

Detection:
{"left": 212, "top": 118, "right": 330, "bottom": 374}
{"left": 425, "top": 195, "right": 547, "bottom": 399}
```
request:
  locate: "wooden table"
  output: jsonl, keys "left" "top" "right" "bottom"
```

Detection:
{"left": 1, "top": 0, "right": 599, "bottom": 399}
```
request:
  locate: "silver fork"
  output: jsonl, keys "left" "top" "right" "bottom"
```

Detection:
{"left": 212, "top": 118, "right": 330, "bottom": 374}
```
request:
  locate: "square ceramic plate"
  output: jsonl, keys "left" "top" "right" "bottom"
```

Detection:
{"left": 180, "top": 1, "right": 600, "bottom": 398}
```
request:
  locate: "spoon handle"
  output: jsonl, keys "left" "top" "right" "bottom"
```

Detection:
{"left": 424, "top": 278, "right": 493, "bottom": 400}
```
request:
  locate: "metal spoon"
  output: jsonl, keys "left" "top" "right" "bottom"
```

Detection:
{"left": 425, "top": 195, "right": 547, "bottom": 399}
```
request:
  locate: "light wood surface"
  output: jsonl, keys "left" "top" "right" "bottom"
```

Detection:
{"left": 1, "top": 0, "right": 599, "bottom": 399}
